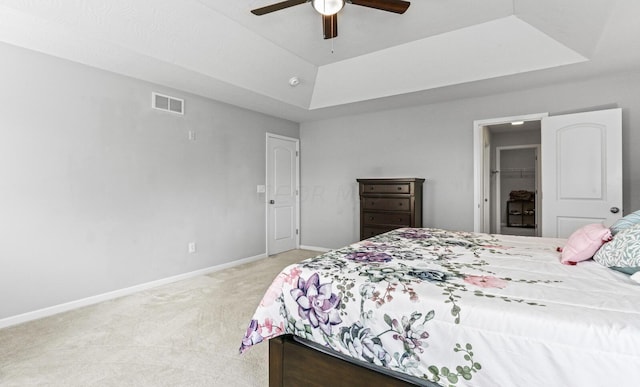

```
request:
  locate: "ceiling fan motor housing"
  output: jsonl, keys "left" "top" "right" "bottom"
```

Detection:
{"left": 312, "top": 0, "right": 345, "bottom": 16}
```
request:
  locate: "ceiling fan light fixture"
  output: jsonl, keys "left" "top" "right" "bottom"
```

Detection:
{"left": 312, "top": 0, "right": 344, "bottom": 16}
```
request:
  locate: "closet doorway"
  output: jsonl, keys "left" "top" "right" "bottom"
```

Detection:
{"left": 473, "top": 113, "right": 546, "bottom": 235}
{"left": 474, "top": 109, "right": 622, "bottom": 237}
{"left": 494, "top": 145, "right": 541, "bottom": 236}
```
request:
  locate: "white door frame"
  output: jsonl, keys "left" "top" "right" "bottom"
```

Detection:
{"left": 473, "top": 112, "right": 548, "bottom": 233}
{"left": 265, "top": 133, "right": 300, "bottom": 255}
{"left": 494, "top": 144, "right": 541, "bottom": 236}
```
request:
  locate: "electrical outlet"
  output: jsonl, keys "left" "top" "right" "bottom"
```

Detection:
{"left": 188, "top": 242, "right": 197, "bottom": 254}
{"left": 188, "top": 130, "right": 196, "bottom": 141}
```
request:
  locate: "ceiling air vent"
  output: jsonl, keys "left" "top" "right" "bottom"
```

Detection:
{"left": 152, "top": 92, "right": 184, "bottom": 115}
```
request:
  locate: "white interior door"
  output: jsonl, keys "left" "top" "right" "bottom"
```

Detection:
{"left": 541, "top": 108, "right": 623, "bottom": 238}
{"left": 266, "top": 134, "right": 299, "bottom": 255}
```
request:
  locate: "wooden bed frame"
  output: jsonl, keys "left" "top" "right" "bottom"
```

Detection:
{"left": 268, "top": 335, "right": 423, "bottom": 386}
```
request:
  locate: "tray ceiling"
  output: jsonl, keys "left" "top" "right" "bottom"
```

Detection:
{"left": 0, "top": 0, "right": 638, "bottom": 122}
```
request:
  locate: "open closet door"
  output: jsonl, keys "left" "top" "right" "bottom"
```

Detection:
{"left": 541, "top": 108, "right": 622, "bottom": 238}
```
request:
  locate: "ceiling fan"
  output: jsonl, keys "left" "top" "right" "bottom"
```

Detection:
{"left": 251, "top": 0, "right": 411, "bottom": 40}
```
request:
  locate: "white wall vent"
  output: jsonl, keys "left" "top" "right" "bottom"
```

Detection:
{"left": 152, "top": 92, "right": 184, "bottom": 115}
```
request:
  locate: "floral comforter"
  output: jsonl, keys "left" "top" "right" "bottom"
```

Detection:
{"left": 240, "top": 228, "right": 640, "bottom": 387}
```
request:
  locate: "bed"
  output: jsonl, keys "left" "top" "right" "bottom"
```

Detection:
{"left": 240, "top": 228, "right": 640, "bottom": 386}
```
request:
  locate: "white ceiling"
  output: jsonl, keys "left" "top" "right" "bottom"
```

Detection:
{"left": 0, "top": 0, "right": 639, "bottom": 123}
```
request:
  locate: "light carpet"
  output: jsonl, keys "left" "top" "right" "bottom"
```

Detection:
{"left": 0, "top": 249, "right": 320, "bottom": 386}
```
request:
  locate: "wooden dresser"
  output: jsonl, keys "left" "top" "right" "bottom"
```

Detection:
{"left": 357, "top": 178, "right": 425, "bottom": 240}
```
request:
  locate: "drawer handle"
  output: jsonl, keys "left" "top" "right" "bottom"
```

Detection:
{"left": 398, "top": 202, "right": 403, "bottom": 206}
{"left": 370, "top": 186, "right": 374, "bottom": 190}
{"left": 369, "top": 216, "right": 375, "bottom": 221}
{"left": 397, "top": 186, "right": 402, "bottom": 190}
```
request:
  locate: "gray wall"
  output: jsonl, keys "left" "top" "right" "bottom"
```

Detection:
{"left": 0, "top": 43, "right": 298, "bottom": 319}
{"left": 300, "top": 71, "right": 640, "bottom": 249}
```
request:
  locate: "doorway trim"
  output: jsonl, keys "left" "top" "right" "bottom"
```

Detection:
{"left": 494, "top": 144, "right": 541, "bottom": 236}
{"left": 265, "top": 133, "right": 300, "bottom": 255}
{"left": 473, "top": 112, "right": 548, "bottom": 233}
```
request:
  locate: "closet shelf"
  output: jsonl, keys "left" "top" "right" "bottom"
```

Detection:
{"left": 493, "top": 168, "right": 535, "bottom": 178}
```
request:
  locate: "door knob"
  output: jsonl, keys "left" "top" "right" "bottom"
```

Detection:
{"left": 269, "top": 200, "right": 275, "bottom": 204}
{"left": 610, "top": 207, "right": 620, "bottom": 214}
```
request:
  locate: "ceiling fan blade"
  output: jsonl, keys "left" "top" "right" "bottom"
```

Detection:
{"left": 349, "top": 0, "right": 410, "bottom": 14}
{"left": 322, "top": 14, "right": 338, "bottom": 39}
{"left": 251, "top": 0, "right": 309, "bottom": 16}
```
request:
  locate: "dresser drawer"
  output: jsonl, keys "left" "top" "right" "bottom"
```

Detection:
{"left": 362, "top": 226, "right": 399, "bottom": 239}
{"left": 362, "top": 198, "right": 411, "bottom": 211}
{"left": 357, "top": 178, "right": 425, "bottom": 241}
{"left": 361, "top": 183, "right": 410, "bottom": 194}
{"left": 363, "top": 212, "right": 411, "bottom": 226}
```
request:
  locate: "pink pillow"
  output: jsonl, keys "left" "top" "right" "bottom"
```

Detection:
{"left": 560, "top": 223, "right": 612, "bottom": 265}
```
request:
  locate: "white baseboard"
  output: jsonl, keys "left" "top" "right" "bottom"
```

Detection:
{"left": 0, "top": 252, "right": 267, "bottom": 330}
{"left": 299, "top": 245, "right": 332, "bottom": 252}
